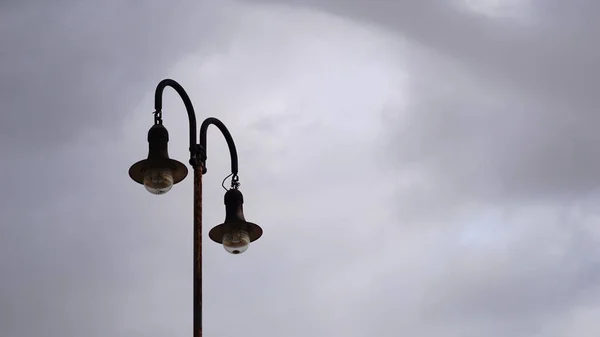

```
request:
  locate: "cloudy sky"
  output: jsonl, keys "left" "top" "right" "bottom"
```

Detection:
{"left": 1, "top": 0, "right": 600, "bottom": 336}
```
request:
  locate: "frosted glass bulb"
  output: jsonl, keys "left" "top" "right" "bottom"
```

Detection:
{"left": 222, "top": 230, "right": 250, "bottom": 254}
{"left": 143, "top": 168, "right": 174, "bottom": 195}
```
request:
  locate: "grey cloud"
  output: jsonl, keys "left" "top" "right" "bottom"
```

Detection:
{"left": 0, "top": 0, "right": 235, "bottom": 150}
{"left": 242, "top": 1, "right": 600, "bottom": 205}
{"left": 235, "top": 2, "right": 600, "bottom": 336}
{"left": 0, "top": 141, "right": 141, "bottom": 336}
{"left": 245, "top": 0, "right": 599, "bottom": 109}
{"left": 0, "top": 1, "right": 242, "bottom": 336}
{"left": 337, "top": 205, "right": 600, "bottom": 336}
{"left": 384, "top": 56, "right": 600, "bottom": 218}
{"left": 4, "top": 1, "right": 600, "bottom": 337}
{"left": 1, "top": 3, "right": 392, "bottom": 335}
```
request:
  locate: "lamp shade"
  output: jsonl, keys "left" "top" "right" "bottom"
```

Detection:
{"left": 129, "top": 124, "right": 188, "bottom": 185}
{"left": 209, "top": 189, "right": 263, "bottom": 244}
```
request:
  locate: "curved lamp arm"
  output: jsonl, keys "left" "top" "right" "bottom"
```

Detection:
{"left": 153, "top": 79, "right": 239, "bottom": 177}
{"left": 199, "top": 117, "right": 239, "bottom": 177}
{"left": 154, "top": 79, "right": 199, "bottom": 166}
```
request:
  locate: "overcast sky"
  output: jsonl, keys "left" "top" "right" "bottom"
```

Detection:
{"left": 1, "top": 0, "right": 600, "bottom": 336}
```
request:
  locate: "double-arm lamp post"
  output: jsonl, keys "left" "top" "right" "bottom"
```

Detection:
{"left": 128, "top": 79, "right": 263, "bottom": 337}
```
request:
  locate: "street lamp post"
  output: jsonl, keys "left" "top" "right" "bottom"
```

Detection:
{"left": 128, "top": 79, "right": 263, "bottom": 337}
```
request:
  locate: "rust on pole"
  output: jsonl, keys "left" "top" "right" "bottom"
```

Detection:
{"left": 193, "top": 166, "right": 203, "bottom": 337}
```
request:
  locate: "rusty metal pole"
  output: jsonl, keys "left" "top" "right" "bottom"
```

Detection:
{"left": 193, "top": 166, "right": 203, "bottom": 337}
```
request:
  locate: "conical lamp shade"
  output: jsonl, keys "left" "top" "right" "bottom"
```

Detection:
{"left": 129, "top": 124, "right": 188, "bottom": 184}
{"left": 209, "top": 189, "right": 263, "bottom": 243}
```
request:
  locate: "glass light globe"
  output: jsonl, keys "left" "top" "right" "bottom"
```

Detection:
{"left": 143, "top": 168, "right": 174, "bottom": 195}
{"left": 222, "top": 230, "right": 250, "bottom": 254}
